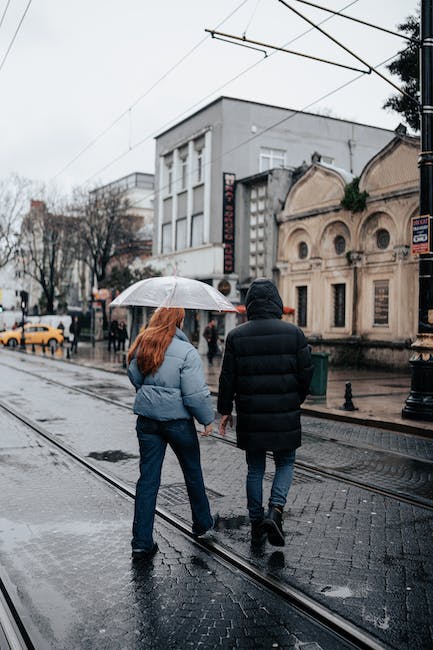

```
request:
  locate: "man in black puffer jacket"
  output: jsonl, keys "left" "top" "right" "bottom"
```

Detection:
{"left": 218, "top": 279, "right": 313, "bottom": 547}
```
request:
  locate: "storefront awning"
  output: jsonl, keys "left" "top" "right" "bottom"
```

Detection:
{"left": 235, "top": 305, "right": 294, "bottom": 315}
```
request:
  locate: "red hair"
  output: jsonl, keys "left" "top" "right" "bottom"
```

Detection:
{"left": 127, "top": 307, "right": 185, "bottom": 376}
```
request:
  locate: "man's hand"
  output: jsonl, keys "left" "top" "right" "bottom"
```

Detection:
{"left": 219, "top": 414, "right": 233, "bottom": 437}
{"left": 200, "top": 423, "right": 213, "bottom": 437}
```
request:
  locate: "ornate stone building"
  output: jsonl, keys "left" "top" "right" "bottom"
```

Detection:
{"left": 277, "top": 134, "right": 419, "bottom": 368}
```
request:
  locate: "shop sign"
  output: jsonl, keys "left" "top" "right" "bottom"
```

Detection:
{"left": 411, "top": 215, "right": 431, "bottom": 254}
{"left": 222, "top": 172, "right": 236, "bottom": 274}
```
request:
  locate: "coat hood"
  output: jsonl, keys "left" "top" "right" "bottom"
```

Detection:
{"left": 245, "top": 279, "right": 283, "bottom": 320}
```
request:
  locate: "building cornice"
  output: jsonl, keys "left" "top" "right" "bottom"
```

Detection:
{"left": 155, "top": 95, "right": 395, "bottom": 141}
{"left": 278, "top": 186, "right": 418, "bottom": 223}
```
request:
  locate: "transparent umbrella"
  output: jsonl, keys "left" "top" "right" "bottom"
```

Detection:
{"left": 110, "top": 276, "right": 237, "bottom": 311}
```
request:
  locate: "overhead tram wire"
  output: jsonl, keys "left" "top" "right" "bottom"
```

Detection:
{"left": 64, "top": 0, "right": 359, "bottom": 183}
{"left": 277, "top": 0, "right": 420, "bottom": 106}
{"left": 291, "top": 0, "right": 419, "bottom": 43}
{"left": 242, "top": 0, "right": 262, "bottom": 37}
{"left": 84, "top": 0, "right": 360, "bottom": 183}
{"left": 111, "top": 45, "right": 415, "bottom": 214}
{"left": 83, "top": 54, "right": 273, "bottom": 183}
{"left": 0, "top": 0, "right": 32, "bottom": 75}
{"left": 0, "top": 0, "right": 12, "bottom": 32}
{"left": 52, "top": 0, "right": 250, "bottom": 179}
{"left": 206, "top": 29, "right": 370, "bottom": 74}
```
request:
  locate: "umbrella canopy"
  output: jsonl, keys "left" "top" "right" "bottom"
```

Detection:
{"left": 110, "top": 276, "right": 237, "bottom": 312}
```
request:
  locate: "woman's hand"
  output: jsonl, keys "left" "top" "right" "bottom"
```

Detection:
{"left": 200, "top": 423, "right": 213, "bottom": 436}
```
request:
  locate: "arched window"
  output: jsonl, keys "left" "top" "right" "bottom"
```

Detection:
{"left": 376, "top": 229, "right": 390, "bottom": 249}
{"left": 298, "top": 241, "right": 309, "bottom": 259}
{"left": 334, "top": 235, "right": 346, "bottom": 255}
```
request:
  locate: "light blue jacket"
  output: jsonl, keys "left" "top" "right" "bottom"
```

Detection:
{"left": 128, "top": 328, "right": 214, "bottom": 425}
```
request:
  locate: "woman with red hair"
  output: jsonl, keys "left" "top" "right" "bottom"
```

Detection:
{"left": 127, "top": 307, "right": 215, "bottom": 560}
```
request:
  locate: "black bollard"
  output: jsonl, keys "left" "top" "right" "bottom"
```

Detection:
{"left": 66, "top": 346, "right": 70, "bottom": 359}
{"left": 42, "top": 343, "right": 46, "bottom": 354}
{"left": 31, "top": 343, "right": 36, "bottom": 353}
{"left": 51, "top": 344, "right": 55, "bottom": 356}
{"left": 341, "top": 382, "right": 358, "bottom": 411}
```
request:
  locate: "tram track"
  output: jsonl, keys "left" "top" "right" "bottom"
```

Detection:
{"left": 0, "top": 569, "right": 33, "bottom": 650}
{"left": 0, "top": 397, "right": 388, "bottom": 650}
{"left": 1, "top": 357, "right": 432, "bottom": 512}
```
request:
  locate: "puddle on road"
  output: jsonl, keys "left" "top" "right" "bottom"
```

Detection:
{"left": 87, "top": 450, "right": 138, "bottom": 462}
{"left": 214, "top": 514, "right": 249, "bottom": 531}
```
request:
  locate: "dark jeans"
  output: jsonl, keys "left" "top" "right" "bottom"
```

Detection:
{"left": 245, "top": 448, "right": 296, "bottom": 521}
{"left": 132, "top": 416, "right": 213, "bottom": 551}
{"left": 207, "top": 343, "right": 217, "bottom": 365}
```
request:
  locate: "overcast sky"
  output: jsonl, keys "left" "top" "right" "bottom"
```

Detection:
{"left": 0, "top": 0, "right": 418, "bottom": 193}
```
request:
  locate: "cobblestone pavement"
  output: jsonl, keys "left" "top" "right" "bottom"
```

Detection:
{"left": 0, "top": 409, "right": 354, "bottom": 649}
{"left": 1, "top": 351, "right": 433, "bottom": 649}
{"left": 299, "top": 430, "right": 433, "bottom": 503}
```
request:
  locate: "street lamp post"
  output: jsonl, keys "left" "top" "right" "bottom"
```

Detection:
{"left": 19, "top": 290, "right": 28, "bottom": 350}
{"left": 402, "top": 0, "right": 433, "bottom": 421}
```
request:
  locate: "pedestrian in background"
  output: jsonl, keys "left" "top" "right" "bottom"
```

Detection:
{"left": 108, "top": 319, "right": 119, "bottom": 352}
{"left": 69, "top": 315, "right": 81, "bottom": 353}
{"left": 218, "top": 279, "right": 313, "bottom": 547}
{"left": 57, "top": 321, "right": 65, "bottom": 347}
{"left": 127, "top": 307, "right": 217, "bottom": 560}
{"left": 117, "top": 320, "right": 128, "bottom": 351}
{"left": 203, "top": 318, "right": 218, "bottom": 366}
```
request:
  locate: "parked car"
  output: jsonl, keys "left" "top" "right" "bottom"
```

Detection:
{"left": 0, "top": 323, "right": 64, "bottom": 348}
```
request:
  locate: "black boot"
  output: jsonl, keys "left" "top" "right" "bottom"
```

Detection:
{"left": 263, "top": 506, "right": 285, "bottom": 546}
{"left": 251, "top": 520, "right": 267, "bottom": 546}
{"left": 132, "top": 542, "right": 159, "bottom": 561}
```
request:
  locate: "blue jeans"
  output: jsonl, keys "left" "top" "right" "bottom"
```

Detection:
{"left": 245, "top": 449, "right": 296, "bottom": 522}
{"left": 132, "top": 416, "right": 213, "bottom": 551}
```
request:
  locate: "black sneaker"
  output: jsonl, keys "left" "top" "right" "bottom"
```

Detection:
{"left": 131, "top": 542, "right": 158, "bottom": 560}
{"left": 263, "top": 506, "right": 285, "bottom": 546}
{"left": 251, "top": 520, "right": 267, "bottom": 546}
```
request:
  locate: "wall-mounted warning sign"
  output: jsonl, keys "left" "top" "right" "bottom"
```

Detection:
{"left": 411, "top": 215, "right": 431, "bottom": 254}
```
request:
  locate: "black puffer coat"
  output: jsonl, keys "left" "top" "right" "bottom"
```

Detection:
{"left": 218, "top": 279, "right": 313, "bottom": 451}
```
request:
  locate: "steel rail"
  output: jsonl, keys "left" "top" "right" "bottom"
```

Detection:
{"left": 0, "top": 397, "right": 387, "bottom": 650}
{"left": 1, "top": 356, "right": 432, "bottom": 511}
{"left": 212, "top": 433, "right": 433, "bottom": 512}
{"left": 2, "top": 349, "right": 430, "bottom": 438}
{"left": 0, "top": 570, "right": 37, "bottom": 650}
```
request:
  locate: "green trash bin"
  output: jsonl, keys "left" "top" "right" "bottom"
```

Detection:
{"left": 309, "top": 352, "right": 329, "bottom": 397}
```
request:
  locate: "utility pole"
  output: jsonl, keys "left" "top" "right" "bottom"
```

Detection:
{"left": 19, "top": 290, "right": 28, "bottom": 350}
{"left": 403, "top": 0, "right": 433, "bottom": 421}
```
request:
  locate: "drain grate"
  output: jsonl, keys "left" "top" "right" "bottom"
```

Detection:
{"left": 158, "top": 483, "right": 224, "bottom": 506}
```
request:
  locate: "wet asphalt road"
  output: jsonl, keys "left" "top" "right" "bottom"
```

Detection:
{"left": 1, "top": 349, "right": 433, "bottom": 649}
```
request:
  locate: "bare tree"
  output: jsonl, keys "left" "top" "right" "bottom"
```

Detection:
{"left": 73, "top": 185, "right": 135, "bottom": 287}
{"left": 0, "top": 174, "right": 32, "bottom": 268}
{"left": 19, "top": 198, "right": 79, "bottom": 313}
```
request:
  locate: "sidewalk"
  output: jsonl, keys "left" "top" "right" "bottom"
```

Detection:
{"left": 34, "top": 340, "right": 432, "bottom": 436}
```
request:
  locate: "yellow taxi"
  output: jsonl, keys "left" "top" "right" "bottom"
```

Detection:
{"left": 0, "top": 323, "right": 64, "bottom": 348}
